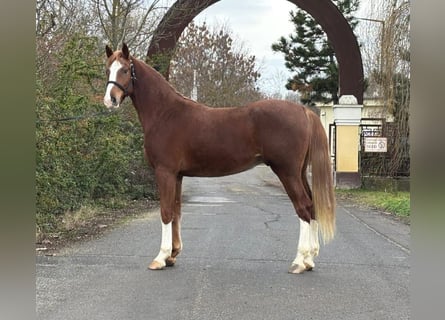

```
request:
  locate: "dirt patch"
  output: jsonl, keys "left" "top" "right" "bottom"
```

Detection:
{"left": 36, "top": 199, "right": 158, "bottom": 255}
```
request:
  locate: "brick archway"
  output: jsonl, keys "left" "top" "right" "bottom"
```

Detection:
{"left": 147, "top": 0, "right": 364, "bottom": 103}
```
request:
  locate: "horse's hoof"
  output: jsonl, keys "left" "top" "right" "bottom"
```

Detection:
{"left": 304, "top": 259, "right": 315, "bottom": 271}
{"left": 148, "top": 260, "right": 165, "bottom": 270}
{"left": 165, "top": 257, "right": 176, "bottom": 267}
{"left": 288, "top": 264, "right": 306, "bottom": 274}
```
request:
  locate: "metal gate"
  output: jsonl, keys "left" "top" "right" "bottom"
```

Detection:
{"left": 328, "top": 118, "right": 408, "bottom": 178}
{"left": 359, "top": 118, "right": 386, "bottom": 176}
{"left": 360, "top": 118, "right": 409, "bottom": 177}
{"left": 329, "top": 118, "right": 386, "bottom": 177}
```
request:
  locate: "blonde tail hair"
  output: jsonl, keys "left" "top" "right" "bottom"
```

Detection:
{"left": 306, "top": 109, "right": 336, "bottom": 243}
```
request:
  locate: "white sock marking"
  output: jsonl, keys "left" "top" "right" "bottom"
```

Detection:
{"left": 310, "top": 219, "right": 320, "bottom": 257}
{"left": 154, "top": 221, "right": 172, "bottom": 266}
{"left": 293, "top": 219, "right": 311, "bottom": 266}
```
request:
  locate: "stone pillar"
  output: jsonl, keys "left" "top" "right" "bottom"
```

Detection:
{"left": 333, "top": 95, "right": 363, "bottom": 188}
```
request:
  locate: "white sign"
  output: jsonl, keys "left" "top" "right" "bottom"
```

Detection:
{"left": 364, "top": 137, "right": 387, "bottom": 152}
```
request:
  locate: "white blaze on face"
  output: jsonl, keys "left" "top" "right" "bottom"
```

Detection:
{"left": 103, "top": 60, "right": 123, "bottom": 108}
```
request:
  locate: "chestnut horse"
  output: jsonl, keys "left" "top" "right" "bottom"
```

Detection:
{"left": 104, "top": 44, "right": 335, "bottom": 274}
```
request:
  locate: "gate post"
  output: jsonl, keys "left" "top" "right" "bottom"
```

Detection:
{"left": 333, "top": 95, "right": 363, "bottom": 188}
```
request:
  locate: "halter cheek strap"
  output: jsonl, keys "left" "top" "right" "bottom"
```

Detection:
{"left": 106, "top": 80, "right": 129, "bottom": 95}
{"left": 106, "top": 60, "right": 137, "bottom": 96}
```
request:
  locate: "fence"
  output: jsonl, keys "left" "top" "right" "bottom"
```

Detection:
{"left": 359, "top": 118, "right": 410, "bottom": 177}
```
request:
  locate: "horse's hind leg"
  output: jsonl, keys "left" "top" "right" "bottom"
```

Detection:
{"left": 301, "top": 167, "right": 320, "bottom": 271}
{"left": 296, "top": 218, "right": 319, "bottom": 272}
{"left": 272, "top": 167, "right": 316, "bottom": 274}
{"left": 291, "top": 218, "right": 312, "bottom": 274}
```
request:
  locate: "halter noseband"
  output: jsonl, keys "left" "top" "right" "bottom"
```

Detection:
{"left": 107, "top": 60, "right": 137, "bottom": 96}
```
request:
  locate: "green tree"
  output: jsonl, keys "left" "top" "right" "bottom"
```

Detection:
{"left": 170, "top": 22, "right": 263, "bottom": 107}
{"left": 271, "top": 0, "right": 360, "bottom": 105}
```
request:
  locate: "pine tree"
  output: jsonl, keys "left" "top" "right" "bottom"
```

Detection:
{"left": 272, "top": 0, "right": 360, "bottom": 105}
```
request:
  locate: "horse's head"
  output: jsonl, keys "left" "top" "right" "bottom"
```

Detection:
{"left": 104, "top": 43, "right": 136, "bottom": 109}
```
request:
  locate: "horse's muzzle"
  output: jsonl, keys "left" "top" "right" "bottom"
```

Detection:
{"left": 103, "top": 95, "right": 121, "bottom": 109}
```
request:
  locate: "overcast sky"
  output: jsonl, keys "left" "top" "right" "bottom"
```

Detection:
{"left": 162, "top": 0, "right": 374, "bottom": 95}
{"left": 193, "top": 0, "right": 296, "bottom": 95}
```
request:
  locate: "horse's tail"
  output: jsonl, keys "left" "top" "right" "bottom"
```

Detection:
{"left": 306, "top": 109, "right": 336, "bottom": 243}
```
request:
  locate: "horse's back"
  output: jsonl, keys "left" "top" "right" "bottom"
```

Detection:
{"left": 247, "top": 99, "right": 307, "bottom": 117}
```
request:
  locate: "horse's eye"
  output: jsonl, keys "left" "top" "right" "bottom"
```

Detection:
{"left": 122, "top": 69, "right": 129, "bottom": 74}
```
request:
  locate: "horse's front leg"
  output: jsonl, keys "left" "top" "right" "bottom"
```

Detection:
{"left": 148, "top": 168, "right": 177, "bottom": 270}
{"left": 166, "top": 176, "right": 183, "bottom": 267}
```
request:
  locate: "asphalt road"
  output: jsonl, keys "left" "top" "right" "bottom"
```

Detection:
{"left": 36, "top": 166, "right": 410, "bottom": 320}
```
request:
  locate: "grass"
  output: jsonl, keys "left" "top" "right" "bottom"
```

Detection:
{"left": 336, "top": 189, "right": 410, "bottom": 218}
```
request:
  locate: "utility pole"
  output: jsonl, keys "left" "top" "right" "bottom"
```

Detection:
{"left": 191, "top": 70, "right": 198, "bottom": 101}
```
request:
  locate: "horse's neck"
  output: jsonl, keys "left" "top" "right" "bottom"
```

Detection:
{"left": 130, "top": 59, "right": 190, "bottom": 129}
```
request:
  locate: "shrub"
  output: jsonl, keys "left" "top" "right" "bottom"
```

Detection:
{"left": 36, "top": 35, "right": 157, "bottom": 234}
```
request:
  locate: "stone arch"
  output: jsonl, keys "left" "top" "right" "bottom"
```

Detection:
{"left": 147, "top": 0, "right": 364, "bottom": 103}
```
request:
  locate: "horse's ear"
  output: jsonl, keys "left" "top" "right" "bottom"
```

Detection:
{"left": 122, "top": 43, "right": 130, "bottom": 60}
{"left": 105, "top": 45, "right": 113, "bottom": 58}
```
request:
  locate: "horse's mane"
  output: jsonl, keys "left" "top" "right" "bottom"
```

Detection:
{"left": 134, "top": 57, "right": 200, "bottom": 106}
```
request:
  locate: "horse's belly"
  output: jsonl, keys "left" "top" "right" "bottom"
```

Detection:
{"left": 181, "top": 152, "right": 263, "bottom": 177}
